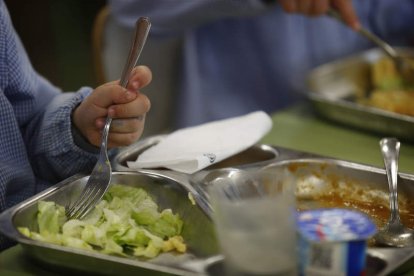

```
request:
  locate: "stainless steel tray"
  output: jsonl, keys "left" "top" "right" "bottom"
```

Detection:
{"left": 306, "top": 47, "right": 414, "bottom": 141}
{"left": 0, "top": 171, "right": 221, "bottom": 276}
{"left": 1, "top": 139, "right": 414, "bottom": 275}
{"left": 192, "top": 154, "right": 414, "bottom": 276}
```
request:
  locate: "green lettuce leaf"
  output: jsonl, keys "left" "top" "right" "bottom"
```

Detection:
{"left": 147, "top": 209, "right": 183, "bottom": 239}
{"left": 21, "top": 184, "right": 186, "bottom": 259}
{"left": 62, "top": 219, "right": 86, "bottom": 238}
{"left": 37, "top": 201, "right": 66, "bottom": 235}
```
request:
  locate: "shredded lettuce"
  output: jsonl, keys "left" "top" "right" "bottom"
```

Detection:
{"left": 18, "top": 184, "right": 186, "bottom": 259}
{"left": 147, "top": 209, "right": 183, "bottom": 239}
{"left": 37, "top": 201, "right": 66, "bottom": 236}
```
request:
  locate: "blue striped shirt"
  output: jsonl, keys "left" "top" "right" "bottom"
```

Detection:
{"left": 0, "top": 1, "right": 99, "bottom": 249}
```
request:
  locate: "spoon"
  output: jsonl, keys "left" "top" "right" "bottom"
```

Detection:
{"left": 373, "top": 137, "right": 414, "bottom": 247}
{"left": 327, "top": 9, "right": 414, "bottom": 84}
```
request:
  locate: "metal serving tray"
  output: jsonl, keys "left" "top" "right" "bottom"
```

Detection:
{"left": 306, "top": 47, "right": 414, "bottom": 141}
{"left": 192, "top": 154, "right": 414, "bottom": 276}
{"left": 1, "top": 140, "right": 413, "bottom": 275}
{"left": 0, "top": 171, "right": 221, "bottom": 276}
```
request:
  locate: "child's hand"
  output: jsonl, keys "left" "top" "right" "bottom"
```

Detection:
{"left": 72, "top": 65, "right": 152, "bottom": 148}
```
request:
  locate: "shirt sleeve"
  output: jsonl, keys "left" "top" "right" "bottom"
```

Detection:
{"left": 27, "top": 86, "right": 102, "bottom": 183}
{"left": 108, "top": 0, "right": 273, "bottom": 35}
{"left": 0, "top": 0, "right": 99, "bottom": 183}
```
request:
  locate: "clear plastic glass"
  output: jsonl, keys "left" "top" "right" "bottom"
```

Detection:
{"left": 208, "top": 166, "right": 298, "bottom": 275}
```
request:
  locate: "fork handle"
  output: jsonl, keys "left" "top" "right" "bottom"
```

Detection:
{"left": 101, "top": 117, "right": 112, "bottom": 154}
{"left": 119, "top": 17, "right": 151, "bottom": 88}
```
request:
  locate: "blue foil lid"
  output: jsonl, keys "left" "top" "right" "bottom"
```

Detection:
{"left": 297, "top": 208, "right": 377, "bottom": 242}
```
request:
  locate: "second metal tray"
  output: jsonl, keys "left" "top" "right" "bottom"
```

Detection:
{"left": 306, "top": 47, "right": 414, "bottom": 141}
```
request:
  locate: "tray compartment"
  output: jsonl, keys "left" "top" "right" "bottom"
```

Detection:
{"left": 0, "top": 172, "right": 220, "bottom": 276}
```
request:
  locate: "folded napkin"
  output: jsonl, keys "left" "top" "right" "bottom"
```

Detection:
{"left": 127, "top": 111, "right": 273, "bottom": 174}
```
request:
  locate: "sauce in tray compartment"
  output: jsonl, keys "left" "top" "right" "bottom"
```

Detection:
{"left": 298, "top": 194, "right": 414, "bottom": 230}
{"left": 291, "top": 162, "right": 414, "bottom": 245}
{"left": 298, "top": 194, "right": 414, "bottom": 247}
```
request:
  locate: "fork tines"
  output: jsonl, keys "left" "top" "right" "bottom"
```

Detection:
{"left": 66, "top": 164, "right": 112, "bottom": 220}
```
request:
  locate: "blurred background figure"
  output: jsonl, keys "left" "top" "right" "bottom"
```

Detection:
{"left": 9, "top": 0, "right": 414, "bottom": 134}
{"left": 105, "top": 0, "right": 414, "bottom": 130}
{"left": 93, "top": 4, "right": 181, "bottom": 136}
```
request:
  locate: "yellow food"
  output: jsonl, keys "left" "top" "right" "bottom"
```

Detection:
{"left": 361, "top": 56, "right": 414, "bottom": 116}
{"left": 368, "top": 90, "right": 414, "bottom": 116}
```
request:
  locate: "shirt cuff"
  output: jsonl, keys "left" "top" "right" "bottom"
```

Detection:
{"left": 71, "top": 123, "right": 100, "bottom": 154}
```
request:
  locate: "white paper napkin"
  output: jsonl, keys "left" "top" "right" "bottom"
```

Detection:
{"left": 127, "top": 111, "right": 273, "bottom": 174}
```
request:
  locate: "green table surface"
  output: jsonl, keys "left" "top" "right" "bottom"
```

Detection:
{"left": 261, "top": 104, "right": 414, "bottom": 174}
{"left": 1, "top": 103, "right": 414, "bottom": 275}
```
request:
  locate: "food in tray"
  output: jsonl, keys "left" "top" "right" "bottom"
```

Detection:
{"left": 360, "top": 57, "right": 414, "bottom": 116}
{"left": 371, "top": 57, "right": 410, "bottom": 91}
{"left": 295, "top": 169, "right": 414, "bottom": 243}
{"left": 299, "top": 187, "right": 414, "bottom": 230}
{"left": 18, "top": 185, "right": 187, "bottom": 259}
{"left": 367, "top": 90, "right": 414, "bottom": 116}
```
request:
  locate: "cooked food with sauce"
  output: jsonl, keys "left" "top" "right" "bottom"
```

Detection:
{"left": 359, "top": 57, "right": 414, "bottom": 116}
{"left": 293, "top": 164, "right": 414, "bottom": 243}
{"left": 18, "top": 185, "right": 187, "bottom": 259}
{"left": 298, "top": 187, "right": 414, "bottom": 230}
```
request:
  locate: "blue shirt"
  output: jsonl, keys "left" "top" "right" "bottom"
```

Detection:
{"left": 0, "top": 1, "right": 100, "bottom": 248}
{"left": 109, "top": 0, "right": 414, "bottom": 127}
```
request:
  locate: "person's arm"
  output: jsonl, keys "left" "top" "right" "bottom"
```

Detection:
{"left": 277, "top": 0, "right": 414, "bottom": 44}
{"left": 108, "top": 0, "right": 361, "bottom": 34}
{"left": 277, "top": 0, "right": 360, "bottom": 29}
{"left": 28, "top": 66, "right": 151, "bottom": 183}
{"left": 1, "top": 0, "right": 151, "bottom": 183}
{"left": 0, "top": 0, "right": 78, "bottom": 182}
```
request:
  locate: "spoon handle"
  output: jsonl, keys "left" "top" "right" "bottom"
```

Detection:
{"left": 380, "top": 137, "right": 401, "bottom": 223}
{"left": 327, "top": 9, "right": 398, "bottom": 60}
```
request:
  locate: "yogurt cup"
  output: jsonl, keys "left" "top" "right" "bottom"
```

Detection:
{"left": 297, "top": 208, "right": 377, "bottom": 276}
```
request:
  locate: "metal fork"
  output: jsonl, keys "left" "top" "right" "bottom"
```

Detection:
{"left": 66, "top": 17, "right": 151, "bottom": 220}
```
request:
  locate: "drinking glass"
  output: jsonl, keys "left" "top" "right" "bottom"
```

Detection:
{"left": 208, "top": 166, "right": 298, "bottom": 275}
